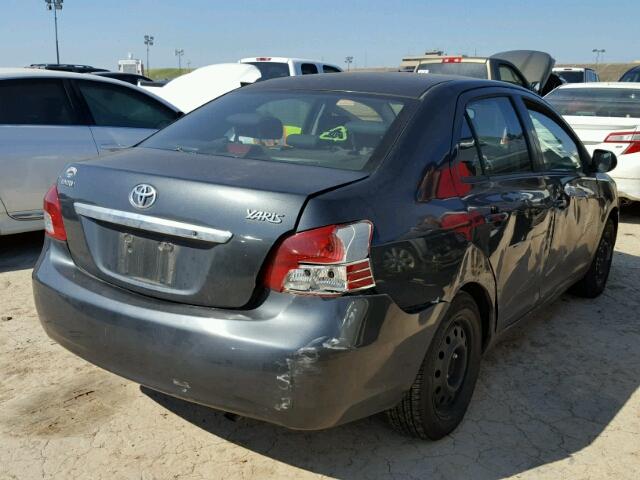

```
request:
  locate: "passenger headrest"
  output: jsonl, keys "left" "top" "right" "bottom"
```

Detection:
{"left": 227, "top": 113, "right": 283, "bottom": 140}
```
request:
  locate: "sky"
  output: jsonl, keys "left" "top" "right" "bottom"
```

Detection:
{"left": 2, "top": 0, "right": 639, "bottom": 70}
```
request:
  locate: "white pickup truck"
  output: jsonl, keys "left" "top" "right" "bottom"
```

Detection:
{"left": 239, "top": 57, "right": 342, "bottom": 79}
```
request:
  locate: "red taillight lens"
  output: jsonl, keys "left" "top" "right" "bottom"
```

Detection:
{"left": 43, "top": 184, "right": 67, "bottom": 241}
{"left": 604, "top": 131, "right": 640, "bottom": 155}
{"left": 263, "top": 221, "right": 375, "bottom": 295}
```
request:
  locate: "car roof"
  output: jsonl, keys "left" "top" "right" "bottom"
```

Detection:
{"left": 0, "top": 68, "right": 181, "bottom": 112}
{"left": 242, "top": 72, "right": 503, "bottom": 99}
{"left": 554, "top": 82, "right": 640, "bottom": 90}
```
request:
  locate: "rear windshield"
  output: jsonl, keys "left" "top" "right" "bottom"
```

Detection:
{"left": 416, "top": 62, "right": 487, "bottom": 79}
{"left": 555, "top": 71, "right": 584, "bottom": 83}
{"left": 546, "top": 88, "right": 640, "bottom": 118}
{"left": 142, "top": 90, "right": 410, "bottom": 172}
{"left": 620, "top": 69, "right": 640, "bottom": 82}
{"left": 246, "top": 62, "right": 290, "bottom": 80}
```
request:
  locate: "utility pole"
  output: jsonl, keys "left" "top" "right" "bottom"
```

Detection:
{"left": 175, "top": 49, "right": 184, "bottom": 73}
{"left": 592, "top": 48, "right": 605, "bottom": 72}
{"left": 345, "top": 56, "right": 354, "bottom": 72}
{"left": 45, "top": 0, "right": 63, "bottom": 64}
{"left": 144, "top": 35, "right": 154, "bottom": 74}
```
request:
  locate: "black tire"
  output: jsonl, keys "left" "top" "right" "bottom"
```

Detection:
{"left": 571, "top": 218, "right": 616, "bottom": 298}
{"left": 386, "top": 292, "right": 482, "bottom": 440}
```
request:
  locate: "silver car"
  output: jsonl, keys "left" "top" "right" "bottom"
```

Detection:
{"left": 0, "top": 68, "right": 181, "bottom": 235}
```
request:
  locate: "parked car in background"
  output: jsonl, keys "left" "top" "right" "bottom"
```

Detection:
{"left": 414, "top": 50, "right": 561, "bottom": 96}
{"left": 546, "top": 83, "right": 640, "bottom": 204}
{"left": 619, "top": 65, "right": 640, "bottom": 82}
{"left": 34, "top": 73, "right": 619, "bottom": 440}
{"left": 0, "top": 69, "right": 181, "bottom": 236}
{"left": 139, "top": 63, "right": 261, "bottom": 113}
{"left": 93, "top": 71, "right": 153, "bottom": 86}
{"left": 552, "top": 67, "right": 599, "bottom": 83}
{"left": 239, "top": 57, "right": 342, "bottom": 80}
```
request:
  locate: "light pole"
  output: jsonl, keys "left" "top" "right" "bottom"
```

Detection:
{"left": 592, "top": 48, "right": 605, "bottom": 71}
{"left": 175, "top": 49, "right": 184, "bottom": 73}
{"left": 144, "top": 35, "right": 154, "bottom": 74}
{"left": 45, "top": 0, "right": 63, "bottom": 64}
{"left": 345, "top": 56, "right": 353, "bottom": 72}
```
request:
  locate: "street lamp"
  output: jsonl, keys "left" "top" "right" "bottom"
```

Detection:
{"left": 175, "top": 49, "right": 184, "bottom": 73}
{"left": 144, "top": 35, "right": 154, "bottom": 74}
{"left": 45, "top": 0, "right": 63, "bottom": 64}
{"left": 592, "top": 48, "right": 606, "bottom": 71}
{"left": 345, "top": 56, "right": 354, "bottom": 72}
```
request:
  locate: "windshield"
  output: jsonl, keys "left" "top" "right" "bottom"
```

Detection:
{"left": 246, "top": 62, "right": 290, "bottom": 80}
{"left": 416, "top": 62, "right": 488, "bottom": 79}
{"left": 546, "top": 88, "right": 640, "bottom": 118}
{"left": 555, "top": 71, "right": 584, "bottom": 83}
{"left": 620, "top": 69, "right": 640, "bottom": 82}
{"left": 141, "top": 90, "right": 409, "bottom": 172}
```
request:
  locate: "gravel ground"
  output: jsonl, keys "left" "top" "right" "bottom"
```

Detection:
{"left": 1, "top": 207, "right": 639, "bottom": 480}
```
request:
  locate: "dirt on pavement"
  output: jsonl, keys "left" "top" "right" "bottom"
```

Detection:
{"left": 1, "top": 207, "right": 639, "bottom": 480}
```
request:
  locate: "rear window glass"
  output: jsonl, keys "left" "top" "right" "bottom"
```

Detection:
{"left": 142, "top": 90, "right": 409, "bottom": 172}
{"left": 546, "top": 88, "right": 640, "bottom": 118}
{"left": 620, "top": 69, "right": 640, "bottom": 82}
{"left": 416, "top": 62, "right": 488, "bottom": 79}
{"left": 555, "top": 71, "right": 585, "bottom": 83}
{"left": 246, "top": 62, "right": 290, "bottom": 80}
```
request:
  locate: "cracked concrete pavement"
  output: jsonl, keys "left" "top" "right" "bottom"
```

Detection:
{"left": 1, "top": 207, "right": 639, "bottom": 480}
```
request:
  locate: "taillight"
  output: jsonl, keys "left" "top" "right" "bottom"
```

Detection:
{"left": 263, "top": 221, "right": 375, "bottom": 295}
{"left": 43, "top": 184, "right": 67, "bottom": 241}
{"left": 604, "top": 131, "right": 640, "bottom": 155}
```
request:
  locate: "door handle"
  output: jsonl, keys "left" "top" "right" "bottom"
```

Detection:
{"left": 485, "top": 212, "right": 509, "bottom": 224}
{"left": 553, "top": 197, "right": 569, "bottom": 209}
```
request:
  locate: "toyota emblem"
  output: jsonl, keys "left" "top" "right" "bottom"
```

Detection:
{"left": 129, "top": 184, "right": 157, "bottom": 209}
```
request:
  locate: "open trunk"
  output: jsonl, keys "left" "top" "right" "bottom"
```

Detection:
{"left": 58, "top": 148, "right": 367, "bottom": 308}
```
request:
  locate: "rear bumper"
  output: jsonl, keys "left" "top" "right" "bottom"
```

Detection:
{"left": 33, "top": 239, "right": 447, "bottom": 430}
{"left": 611, "top": 177, "right": 640, "bottom": 202}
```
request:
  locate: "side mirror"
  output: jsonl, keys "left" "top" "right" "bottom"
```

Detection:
{"left": 591, "top": 149, "right": 617, "bottom": 173}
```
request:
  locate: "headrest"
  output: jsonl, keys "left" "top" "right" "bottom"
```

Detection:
{"left": 227, "top": 113, "right": 283, "bottom": 140}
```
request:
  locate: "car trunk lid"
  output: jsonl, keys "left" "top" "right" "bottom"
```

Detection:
{"left": 562, "top": 115, "right": 640, "bottom": 154}
{"left": 58, "top": 147, "right": 368, "bottom": 308}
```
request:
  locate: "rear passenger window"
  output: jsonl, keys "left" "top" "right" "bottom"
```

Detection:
{"left": 527, "top": 109, "right": 582, "bottom": 171}
{"left": 457, "top": 117, "right": 484, "bottom": 176}
{"left": 466, "top": 97, "right": 532, "bottom": 175}
{"left": 301, "top": 63, "right": 319, "bottom": 75}
{"left": 0, "top": 80, "right": 75, "bottom": 125}
{"left": 77, "top": 80, "right": 178, "bottom": 129}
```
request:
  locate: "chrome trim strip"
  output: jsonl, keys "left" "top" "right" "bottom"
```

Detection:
{"left": 74, "top": 203, "right": 232, "bottom": 244}
{"left": 9, "top": 210, "right": 44, "bottom": 221}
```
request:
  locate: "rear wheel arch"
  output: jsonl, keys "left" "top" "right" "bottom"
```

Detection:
{"left": 458, "top": 282, "right": 493, "bottom": 351}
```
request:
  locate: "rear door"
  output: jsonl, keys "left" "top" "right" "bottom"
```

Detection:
{"left": 0, "top": 78, "right": 97, "bottom": 217}
{"left": 518, "top": 97, "right": 601, "bottom": 296}
{"left": 462, "top": 92, "right": 554, "bottom": 327}
{"left": 73, "top": 79, "right": 179, "bottom": 153}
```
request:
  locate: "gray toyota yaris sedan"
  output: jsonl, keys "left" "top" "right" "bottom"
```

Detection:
{"left": 33, "top": 73, "right": 619, "bottom": 439}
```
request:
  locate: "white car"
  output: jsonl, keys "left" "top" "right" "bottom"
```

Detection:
{"left": 552, "top": 67, "right": 600, "bottom": 83}
{"left": 546, "top": 82, "right": 640, "bottom": 203}
{"left": 0, "top": 68, "right": 181, "bottom": 235}
{"left": 239, "top": 57, "right": 342, "bottom": 80}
